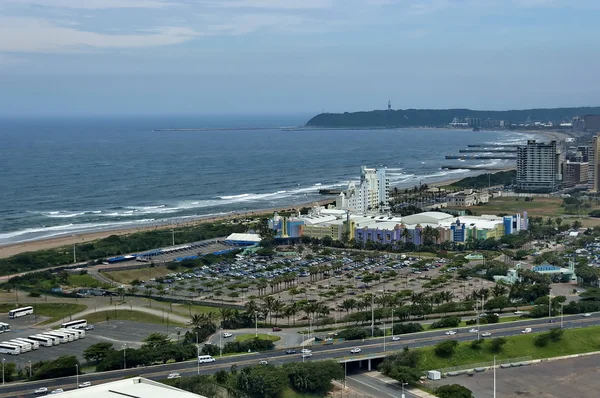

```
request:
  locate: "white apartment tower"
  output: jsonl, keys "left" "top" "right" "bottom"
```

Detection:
{"left": 516, "top": 140, "right": 561, "bottom": 192}
{"left": 336, "top": 166, "right": 389, "bottom": 213}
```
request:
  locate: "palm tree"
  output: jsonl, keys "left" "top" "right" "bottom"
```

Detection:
{"left": 262, "top": 296, "right": 276, "bottom": 325}
{"left": 401, "top": 228, "right": 411, "bottom": 244}
{"left": 189, "top": 314, "right": 204, "bottom": 329}
{"left": 492, "top": 284, "right": 508, "bottom": 298}
{"left": 284, "top": 303, "right": 298, "bottom": 326}
{"left": 272, "top": 299, "right": 285, "bottom": 326}
{"left": 341, "top": 298, "right": 357, "bottom": 314}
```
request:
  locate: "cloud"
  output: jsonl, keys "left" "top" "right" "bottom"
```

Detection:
{"left": 4, "top": 0, "right": 175, "bottom": 9}
{"left": 192, "top": 0, "right": 335, "bottom": 10}
{"left": 0, "top": 17, "right": 199, "bottom": 52}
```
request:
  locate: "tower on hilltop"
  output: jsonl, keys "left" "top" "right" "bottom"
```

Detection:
{"left": 388, "top": 99, "right": 391, "bottom": 111}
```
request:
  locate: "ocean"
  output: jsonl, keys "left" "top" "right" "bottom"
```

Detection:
{"left": 0, "top": 115, "right": 538, "bottom": 245}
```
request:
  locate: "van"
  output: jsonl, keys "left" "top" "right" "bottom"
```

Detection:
{"left": 198, "top": 355, "right": 215, "bottom": 364}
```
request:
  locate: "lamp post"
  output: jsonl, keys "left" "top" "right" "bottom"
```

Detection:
{"left": 196, "top": 332, "right": 200, "bottom": 375}
{"left": 548, "top": 289, "right": 552, "bottom": 320}
{"left": 560, "top": 302, "right": 565, "bottom": 330}
{"left": 2, "top": 358, "right": 5, "bottom": 386}
{"left": 493, "top": 355, "right": 496, "bottom": 398}
{"left": 72, "top": 235, "right": 77, "bottom": 263}
{"left": 123, "top": 344, "right": 127, "bottom": 369}
{"left": 344, "top": 361, "right": 347, "bottom": 388}
{"left": 475, "top": 304, "right": 480, "bottom": 341}
{"left": 29, "top": 360, "right": 32, "bottom": 378}
{"left": 383, "top": 321, "right": 386, "bottom": 352}
{"left": 401, "top": 381, "right": 408, "bottom": 398}
{"left": 302, "top": 327, "right": 308, "bottom": 363}
{"left": 255, "top": 311, "right": 258, "bottom": 338}
{"left": 391, "top": 308, "right": 394, "bottom": 340}
{"left": 371, "top": 294, "right": 374, "bottom": 338}
{"left": 219, "top": 327, "right": 223, "bottom": 358}
{"left": 75, "top": 364, "right": 79, "bottom": 388}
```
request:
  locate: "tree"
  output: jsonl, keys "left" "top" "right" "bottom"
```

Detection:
{"left": 435, "top": 384, "right": 473, "bottom": 398}
{"left": 32, "top": 356, "right": 80, "bottom": 381}
{"left": 142, "top": 333, "right": 171, "bottom": 349}
{"left": 176, "top": 375, "right": 221, "bottom": 397}
{"left": 434, "top": 340, "right": 459, "bottom": 357}
{"left": 489, "top": 337, "right": 507, "bottom": 353}
{"left": 236, "top": 365, "right": 288, "bottom": 398}
{"left": 484, "top": 296, "right": 510, "bottom": 313}
{"left": 283, "top": 361, "right": 344, "bottom": 394}
{"left": 83, "top": 342, "right": 115, "bottom": 363}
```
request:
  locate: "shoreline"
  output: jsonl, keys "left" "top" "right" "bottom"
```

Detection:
{"left": 0, "top": 128, "right": 571, "bottom": 258}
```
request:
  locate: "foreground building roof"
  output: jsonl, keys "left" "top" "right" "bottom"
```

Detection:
{"left": 56, "top": 377, "right": 207, "bottom": 398}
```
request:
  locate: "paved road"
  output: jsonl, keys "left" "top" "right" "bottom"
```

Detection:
{"left": 346, "top": 374, "right": 419, "bottom": 398}
{"left": 3, "top": 314, "right": 600, "bottom": 397}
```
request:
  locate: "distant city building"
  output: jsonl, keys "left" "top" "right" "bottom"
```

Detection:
{"left": 562, "top": 161, "right": 589, "bottom": 187}
{"left": 589, "top": 135, "right": 600, "bottom": 192}
{"left": 268, "top": 213, "right": 304, "bottom": 239}
{"left": 336, "top": 166, "right": 389, "bottom": 213}
{"left": 584, "top": 114, "right": 600, "bottom": 131}
{"left": 572, "top": 116, "right": 586, "bottom": 131}
{"left": 446, "top": 189, "right": 490, "bottom": 207}
{"left": 516, "top": 140, "right": 561, "bottom": 192}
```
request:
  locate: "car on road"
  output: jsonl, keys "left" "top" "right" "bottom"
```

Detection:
{"left": 481, "top": 332, "right": 492, "bottom": 337}
{"left": 78, "top": 382, "right": 92, "bottom": 388}
{"left": 469, "top": 328, "right": 478, "bottom": 333}
{"left": 522, "top": 328, "right": 532, "bottom": 334}
{"left": 514, "top": 311, "right": 524, "bottom": 315}
{"left": 301, "top": 352, "right": 313, "bottom": 358}
{"left": 167, "top": 373, "right": 181, "bottom": 379}
{"left": 223, "top": 332, "right": 233, "bottom": 338}
{"left": 445, "top": 330, "right": 456, "bottom": 335}
{"left": 391, "top": 336, "right": 400, "bottom": 341}
{"left": 84, "top": 325, "right": 94, "bottom": 331}
{"left": 350, "top": 348, "right": 362, "bottom": 354}
{"left": 582, "top": 313, "right": 592, "bottom": 317}
{"left": 34, "top": 387, "right": 48, "bottom": 395}
{"left": 285, "top": 349, "right": 296, "bottom": 354}
{"left": 50, "top": 389, "right": 64, "bottom": 394}
{"left": 301, "top": 349, "right": 312, "bottom": 354}
{"left": 272, "top": 327, "right": 282, "bottom": 332}
{"left": 258, "top": 360, "right": 268, "bottom": 365}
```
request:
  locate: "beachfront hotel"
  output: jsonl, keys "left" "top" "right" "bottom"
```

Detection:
{"left": 269, "top": 206, "right": 527, "bottom": 245}
{"left": 336, "top": 166, "right": 390, "bottom": 213}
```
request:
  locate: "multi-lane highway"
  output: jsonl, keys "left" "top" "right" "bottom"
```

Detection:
{"left": 3, "top": 313, "right": 600, "bottom": 397}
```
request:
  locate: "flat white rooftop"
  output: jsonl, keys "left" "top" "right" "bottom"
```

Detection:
{"left": 55, "top": 377, "right": 206, "bottom": 397}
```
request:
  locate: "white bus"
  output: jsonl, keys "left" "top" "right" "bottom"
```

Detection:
{"left": 57, "top": 329, "right": 79, "bottom": 340}
{"left": 8, "top": 306, "right": 34, "bottom": 319}
{"left": 4, "top": 340, "right": 32, "bottom": 352}
{"left": 198, "top": 355, "right": 216, "bottom": 364}
{"left": 29, "top": 335, "right": 56, "bottom": 347}
{"left": 42, "top": 332, "right": 70, "bottom": 343}
{"left": 60, "top": 319, "right": 87, "bottom": 329}
{"left": 14, "top": 338, "right": 40, "bottom": 350}
{"left": 0, "top": 323, "right": 10, "bottom": 333}
{"left": 0, "top": 343, "right": 20, "bottom": 355}
{"left": 60, "top": 328, "right": 85, "bottom": 338}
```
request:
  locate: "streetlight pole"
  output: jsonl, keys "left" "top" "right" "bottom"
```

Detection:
{"left": 548, "top": 289, "right": 552, "bottom": 320}
{"left": 383, "top": 321, "right": 386, "bottom": 352}
{"left": 493, "top": 355, "right": 496, "bottom": 398}
{"left": 371, "top": 294, "right": 374, "bottom": 338}
{"left": 196, "top": 332, "right": 200, "bottom": 375}
{"left": 560, "top": 303, "right": 565, "bottom": 329}
{"left": 401, "top": 382, "right": 407, "bottom": 398}
{"left": 255, "top": 312, "right": 258, "bottom": 338}
{"left": 76, "top": 364, "right": 79, "bottom": 388}
{"left": 72, "top": 235, "right": 76, "bottom": 263}
{"left": 476, "top": 304, "right": 480, "bottom": 341}
{"left": 219, "top": 327, "right": 223, "bottom": 358}
{"left": 29, "top": 360, "right": 32, "bottom": 378}
{"left": 344, "top": 361, "right": 347, "bottom": 388}
{"left": 123, "top": 344, "right": 127, "bottom": 369}
{"left": 2, "top": 358, "right": 5, "bottom": 386}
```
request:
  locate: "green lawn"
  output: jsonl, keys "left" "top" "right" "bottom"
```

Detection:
{"left": 163, "top": 302, "right": 229, "bottom": 317}
{"left": 102, "top": 266, "right": 174, "bottom": 284}
{"left": 68, "top": 274, "right": 111, "bottom": 289}
{"left": 468, "top": 197, "right": 565, "bottom": 217}
{"left": 282, "top": 389, "right": 322, "bottom": 398}
{"left": 84, "top": 309, "right": 186, "bottom": 327}
{"left": 0, "top": 303, "right": 88, "bottom": 325}
{"left": 417, "top": 326, "right": 600, "bottom": 371}
{"left": 235, "top": 333, "right": 281, "bottom": 343}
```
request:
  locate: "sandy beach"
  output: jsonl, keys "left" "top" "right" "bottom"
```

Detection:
{"left": 0, "top": 129, "right": 572, "bottom": 259}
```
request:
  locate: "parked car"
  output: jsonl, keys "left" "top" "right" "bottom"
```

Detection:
{"left": 84, "top": 325, "right": 94, "bottom": 331}
{"left": 167, "top": 373, "right": 181, "bottom": 379}
{"left": 350, "top": 348, "right": 362, "bottom": 354}
{"left": 34, "top": 387, "right": 48, "bottom": 395}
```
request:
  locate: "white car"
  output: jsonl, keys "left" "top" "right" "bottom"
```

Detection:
{"left": 301, "top": 349, "right": 312, "bottom": 354}
{"left": 50, "top": 389, "right": 64, "bottom": 395}
{"left": 350, "top": 348, "right": 362, "bottom": 354}
{"left": 469, "top": 328, "right": 478, "bottom": 333}
{"left": 34, "top": 387, "right": 48, "bottom": 395}
{"left": 167, "top": 373, "right": 181, "bottom": 379}
{"left": 582, "top": 313, "right": 592, "bottom": 317}
{"left": 78, "top": 382, "right": 92, "bottom": 388}
{"left": 481, "top": 332, "right": 492, "bottom": 337}
{"left": 391, "top": 336, "right": 401, "bottom": 341}
{"left": 301, "top": 352, "right": 313, "bottom": 358}
{"left": 514, "top": 311, "right": 524, "bottom": 315}
{"left": 258, "top": 360, "right": 268, "bottom": 365}
{"left": 522, "top": 328, "right": 532, "bottom": 334}
{"left": 445, "top": 330, "right": 456, "bottom": 335}
{"left": 223, "top": 332, "right": 233, "bottom": 338}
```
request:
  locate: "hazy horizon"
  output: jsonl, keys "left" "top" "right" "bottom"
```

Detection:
{"left": 1, "top": 0, "right": 599, "bottom": 117}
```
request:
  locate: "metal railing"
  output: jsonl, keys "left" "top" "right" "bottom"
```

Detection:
{"left": 438, "top": 355, "right": 532, "bottom": 373}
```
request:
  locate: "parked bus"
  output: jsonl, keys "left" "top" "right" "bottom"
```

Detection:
{"left": 60, "top": 319, "right": 87, "bottom": 329}
{"left": 8, "top": 306, "right": 33, "bottom": 319}
{"left": 42, "top": 332, "right": 70, "bottom": 344}
{"left": 58, "top": 329, "right": 79, "bottom": 340}
{"left": 4, "top": 340, "right": 32, "bottom": 352}
{"left": 29, "top": 335, "right": 57, "bottom": 347}
{"left": 0, "top": 323, "right": 11, "bottom": 333}
{"left": 0, "top": 343, "right": 20, "bottom": 355}
{"left": 59, "top": 328, "right": 85, "bottom": 338}
{"left": 198, "top": 355, "right": 216, "bottom": 364}
{"left": 14, "top": 338, "right": 40, "bottom": 350}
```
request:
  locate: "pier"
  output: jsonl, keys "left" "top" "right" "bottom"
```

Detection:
{"left": 459, "top": 149, "right": 517, "bottom": 153}
{"left": 445, "top": 155, "right": 517, "bottom": 160}
{"left": 467, "top": 144, "right": 520, "bottom": 148}
{"left": 441, "top": 165, "right": 507, "bottom": 170}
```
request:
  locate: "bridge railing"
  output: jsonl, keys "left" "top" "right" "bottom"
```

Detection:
{"left": 438, "top": 356, "right": 532, "bottom": 373}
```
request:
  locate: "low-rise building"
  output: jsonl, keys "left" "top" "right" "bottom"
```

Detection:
{"left": 446, "top": 189, "right": 490, "bottom": 207}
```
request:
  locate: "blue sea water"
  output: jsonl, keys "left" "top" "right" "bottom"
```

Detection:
{"left": 0, "top": 115, "right": 537, "bottom": 245}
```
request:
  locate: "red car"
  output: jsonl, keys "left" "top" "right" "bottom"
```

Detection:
{"left": 272, "top": 327, "right": 282, "bottom": 332}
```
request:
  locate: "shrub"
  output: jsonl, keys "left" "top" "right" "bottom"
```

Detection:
{"left": 435, "top": 384, "right": 473, "bottom": 398}
{"left": 434, "top": 340, "right": 459, "bottom": 357}
{"left": 470, "top": 339, "right": 484, "bottom": 350}
{"left": 534, "top": 333, "right": 550, "bottom": 347}
{"left": 489, "top": 337, "right": 507, "bottom": 353}
{"left": 430, "top": 316, "right": 461, "bottom": 329}
{"left": 392, "top": 323, "right": 424, "bottom": 335}
{"left": 548, "top": 328, "right": 564, "bottom": 342}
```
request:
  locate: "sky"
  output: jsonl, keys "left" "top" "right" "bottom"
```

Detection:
{"left": 0, "top": 0, "right": 599, "bottom": 116}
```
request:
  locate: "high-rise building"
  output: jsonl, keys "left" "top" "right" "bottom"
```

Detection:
{"left": 336, "top": 166, "right": 389, "bottom": 213}
{"left": 589, "top": 135, "right": 600, "bottom": 192}
{"left": 584, "top": 115, "right": 600, "bottom": 131}
{"left": 516, "top": 140, "right": 561, "bottom": 192}
{"left": 562, "top": 161, "right": 589, "bottom": 187}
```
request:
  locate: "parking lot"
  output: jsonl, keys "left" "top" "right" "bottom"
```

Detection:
{"left": 0, "top": 319, "right": 184, "bottom": 368}
{"left": 425, "top": 354, "right": 600, "bottom": 397}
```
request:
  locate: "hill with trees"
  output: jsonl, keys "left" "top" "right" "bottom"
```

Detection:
{"left": 305, "top": 106, "right": 600, "bottom": 128}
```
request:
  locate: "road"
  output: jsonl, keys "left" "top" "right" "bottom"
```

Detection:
{"left": 3, "top": 313, "right": 600, "bottom": 397}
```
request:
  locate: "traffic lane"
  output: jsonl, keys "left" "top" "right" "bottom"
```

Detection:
{"left": 347, "top": 374, "right": 419, "bottom": 398}
{"left": 4, "top": 317, "right": 600, "bottom": 397}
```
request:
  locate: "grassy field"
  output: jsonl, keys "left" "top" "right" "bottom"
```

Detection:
{"left": 84, "top": 309, "right": 186, "bottom": 327}
{"left": 102, "top": 266, "right": 174, "bottom": 284}
{"left": 143, "top": 300, "right": 226, "bottom": 317}
{"left": 468, "top": 197, "right": 565, "bottom": 217}
{"left": 235, "top": 333, "right": 281, "bottom": 343}
{"left": 417, "top": 325, "right": 600, "bottom": 371}
{"left": 68, "top": 274, "right": 111, "bottom": 289}
{"left": 0, "top": 302, "right": 89, "bottom": 325}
